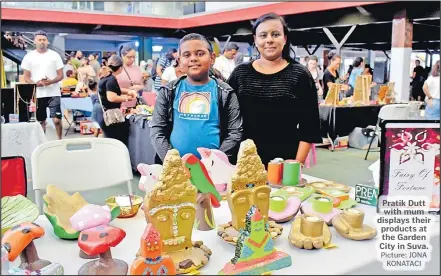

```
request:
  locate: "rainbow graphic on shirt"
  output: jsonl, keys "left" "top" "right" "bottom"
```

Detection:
{"left": 178, "top": 92, "right": 211, "bottom": 120}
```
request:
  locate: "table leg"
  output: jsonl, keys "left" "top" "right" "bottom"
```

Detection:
{"left": 327, "top": 134, "right": 335, "bottom": 152}
{"left": 64, "top": 114, "right": 73, "bottom": 136}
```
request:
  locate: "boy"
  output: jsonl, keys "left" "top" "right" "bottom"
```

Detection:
{"left": 150, "top": 33, "right": 243, "bottom": 164}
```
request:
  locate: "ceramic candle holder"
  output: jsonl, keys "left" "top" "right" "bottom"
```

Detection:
{"left": 143, "top": 149, "right": 212, "bottom": 275}
{"left": 1, "top": 222, "right": 64, "bottom": 275}
{"left": 301, "top": 196, "right": 342, "bottom": 225}
{"left": 332, "top": 208, "right": 377, "bottom": 240}
{"left": 289, "top": 214, "right": 332, "bottom": 250}
{"left": 268, "top": 190, "right": 301, "bottom": 223}
{"left": 219, "top": 140, "right": 283, "bottom": 245}
{"left": 219, "top": 206, "right": 292, "bottom": 275}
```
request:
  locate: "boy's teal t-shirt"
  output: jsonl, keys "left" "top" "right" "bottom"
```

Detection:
{"left": 170, "top": 79, "right": 220, "bottom": 158}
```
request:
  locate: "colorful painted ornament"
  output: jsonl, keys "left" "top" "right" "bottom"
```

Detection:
{"left": 130, "top": 224, "right": 177, "bottom": 275}
{"left": 219, "top": 205, "right": 292, "bottom": 275}
{"left": 1, "top": 223, "right": 64, "bottom": 275}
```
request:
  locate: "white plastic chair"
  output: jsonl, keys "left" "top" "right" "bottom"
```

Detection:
{"left": 365, "top": 103, "right": 411, "bottom": 160}
{"left": 31, "top": 138, "right": 133, "bottom": 212}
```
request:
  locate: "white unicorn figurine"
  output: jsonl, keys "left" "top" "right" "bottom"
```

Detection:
{"left": 137, "top": 163, "right": 163, "bottom": 193}
{"left": 197, "top": 148, "right": 235, "bottom": 195}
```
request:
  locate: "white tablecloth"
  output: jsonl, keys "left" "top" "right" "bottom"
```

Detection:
{"left": 1, "top": 122, "right": 47, "bottom": 182}
{"left": 17, "top": 175, "right": 440, "bottom": 275}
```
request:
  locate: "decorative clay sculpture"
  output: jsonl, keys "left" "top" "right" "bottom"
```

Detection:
{"left": 1, "top": 222, "right": 64, "bottom": 275}
{"left": 183, "top": 153, "right": 222, "bottom": 231}
{"left": 43, "top": 185, "right": 120, "bottom": 240}
{"left": 130, "top": 224, "right": 177, "bottom": 275}
{"left": 301, "top": 195, "right": 342, "bottom": 225}
{"left": 137, "top": 164, "right": 163, "bottom": 193}
{"left": 70, "top": 204, "right": 113, "bottom": 259}
{"left": 1, "top": 195, "right": 39, "bottom": 235}
{"left": 332, "top": 208, "right": 377, "bottom": 240}
{"left": 219, "top": 140, "right": 282, "bottom": 245}
{"left": 143, "top": 149, "right": 212, "bottom": 275}
{"left": 268, "top": 190, "right": 301, "bottom": 223}
{"left": 77, "top": 225, "right": 128, "bottom": 275}
{"left": 219, "top": 205, "right": 292, "bottom": 275}
{"left": 198, "top": 147, "right": 235, "bottom": 197}
{"left": 289, "top": 214, "right": 332, "bottom": 250}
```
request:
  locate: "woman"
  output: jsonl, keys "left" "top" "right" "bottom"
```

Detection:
{"left": 154, "top": 48, "right": 178, "bottom": 91}
{"left": 76, "top": 57, "right": 96, "bottom": 92}
{"left": 347, "top": 57, "right": 364, "bottom": 96}
{"left": 423, "top": 61, "right": 440, "bottom": 120}
{"left": 228, "top": 13, "right": 322, "bottom": 166}
{"left": 117, "top": 46, "right": 144, "bottom": 108}
{"left": 306, "top": 55, "right": 323, "bottom": 99}
{"left": 363, "top": 64, "right": 377, "bottom": 100}
{"left": 160, "top": 59, "right": 186, "bottom": 85}
{"left": 322, "top": 51, "right": 345, "bottom": 99}
{"left": 98, "top": 55, "right": 136, "bottom": 146}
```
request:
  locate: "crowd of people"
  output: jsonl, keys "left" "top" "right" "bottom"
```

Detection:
{"left": 19, "top": 12, "right": 440, "bottom": 166}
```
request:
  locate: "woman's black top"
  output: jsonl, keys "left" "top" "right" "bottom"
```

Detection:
{"left": 228, "top": 61, "right": 322, "bottom": 165}
{"left": 99, "top": 74, "right": 122, "bottom": 110}
{"left": 322, "top": 68, "right": 339, "bottom": 99}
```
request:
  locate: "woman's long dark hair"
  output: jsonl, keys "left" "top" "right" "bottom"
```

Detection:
{"left": 165, "top": 48, "right": 178, "bottom": 61}
{"left": 353, "top": 57, "right": 364, "bottom": 68}
{"left": 252, "top": 13, "right": 295, "bottom": 63}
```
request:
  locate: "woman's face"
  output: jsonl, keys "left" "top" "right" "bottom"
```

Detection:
{"left": 254, "top": 19, "right": 287, "bottom": 62}
{"left": 81, "top": 58, "right": 88, "bottom": 66}
{"left": 331, "top": 57, "right": 341, "bottom": 70}
{"left": 363, "top": 67, "right": 370, "bottom": 75}
{"left": 307, "top": 59, "right": 317, "bottom": 70}
{"left": 123, "top": 49, "right": 136, "bottom": 66}
{"left": 172, "top": 52, "right": 178, "bottom": 59}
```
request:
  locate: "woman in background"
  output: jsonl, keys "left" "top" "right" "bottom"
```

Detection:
{"left": 347, "top": 57, "right": 364, "bottom": 96}
{"left": 117, "top": 46, "right": 144, "bottom": 108}
{"left": 423, "top": 61, "right": 440, "bottom": 120}
{"left": 161, "top": 59, "right": 186, "bottom": 85}
{"left": 306, "top": 55, "right": 323, "bottom": 99}
{"left": 76, "top": 57, "right": 96, "bottom": 92}
{"left": 98, "top": 56, "right": 136, "bottom": 146}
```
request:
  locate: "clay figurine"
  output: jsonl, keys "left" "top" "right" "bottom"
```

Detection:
{"left": 198, "top": 147, "right": 235, "bottom": 197}
{"left": 220, "top": 140, "right": 283, "bottom": 245}
{"left": 1, "top": 222, "right": 64, "bottom": 275}
{"left": 77, "top": 225, "right": 128, "bottom": 275}
{"left": 301, "top": 195, "right": 342, "bottom": 225}
{"left": 130, "top": 224, "right": 177, "bottom": 275}
{"left": 268, "top": 190, "right": 301, "bottom": 223}
{"left": 289, "top": 214, "right": 332, "bottom": 250}
{"left": 43, "top": 185, "right": 120, "bottom": 240}
{"left": 219, "top": 205, "right": 292, "bottom": 275}
{"left": 70, "top": 204, "right": 113, "bottom": 259}
{"left": 144, "top": 149, "right": 212, "bottom": 275}
{"left": 332, "top": 208, "right": 377, "bottom": 240}
{"left": 1, "top": 195, "right": 39, "bottom": 235}
{"left": 183, "top": 153, "right": 222, "bottom": 231}
{"left": 137, "top": 163, "right": 163, "bottom": 193}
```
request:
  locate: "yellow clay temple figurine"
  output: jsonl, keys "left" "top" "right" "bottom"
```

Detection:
{"left": 144, "top": 149, "right": 212, "bottom": 274}
{"left": 218, "top": 139, "right": 283, "bottom": 245}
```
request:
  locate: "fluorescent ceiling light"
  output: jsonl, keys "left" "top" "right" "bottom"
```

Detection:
{"left": 152, "top": 45, "right": 163, "bottom": 52}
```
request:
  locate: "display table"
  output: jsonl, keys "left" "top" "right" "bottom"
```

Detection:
{"left": 60, "top": 97, "right": 94, "bottom": 136}
{"left": 1, "top": 122, "right": 47, "bottom": 189}
{"left": 319, "top": 105, "right": 382, "bottom": 145}
{"left": 16, "top": 174, "right": 439, "bottom": 275}
{"left": 128, "top": 114, "right": 156, "bottom": 170}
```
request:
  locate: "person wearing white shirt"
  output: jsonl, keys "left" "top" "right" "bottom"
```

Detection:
{"left": 423, "top": 60, "right": 440, "bottom": 120}
{"left": 21, "top": 30, "right": 64, "bottom": 139}
{"left": 161, "top": 59, "right": 186, "bottom": 85}
{"left": 213, "top": 43, "right": 239, "bottom": 80}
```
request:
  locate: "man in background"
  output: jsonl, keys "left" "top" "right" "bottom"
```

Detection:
{"left": 213, "top": 42, "right": 239, "bottom": 80}
{"left": 88, "top": 52, "right": 101, "bottom": 76}
{"left": 411, "top": 59, "right": 427, "bottom": 101}
{"left": 21, "top": 30, "right": 64, "bottom": 139}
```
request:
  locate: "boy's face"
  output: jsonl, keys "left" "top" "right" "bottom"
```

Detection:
{"left": 179, "top": 40, "right": 215, "bottom": 82}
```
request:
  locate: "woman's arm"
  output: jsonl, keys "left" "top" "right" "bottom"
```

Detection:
{"left": 296, "top": 141, "right": 312, "bottom": 164}
{"left": 156, "top": 65, "right": 164, "bottom": 78}
{"left": 106, "top": 91, "right": 130, "bottom": 103}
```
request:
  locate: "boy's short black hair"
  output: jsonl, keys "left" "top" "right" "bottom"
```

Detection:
{"left": 88, "top": 80, "right": 97, "bottom": 91}
{"left": 179, "top": 33, "right": 213, "bottom": 53}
